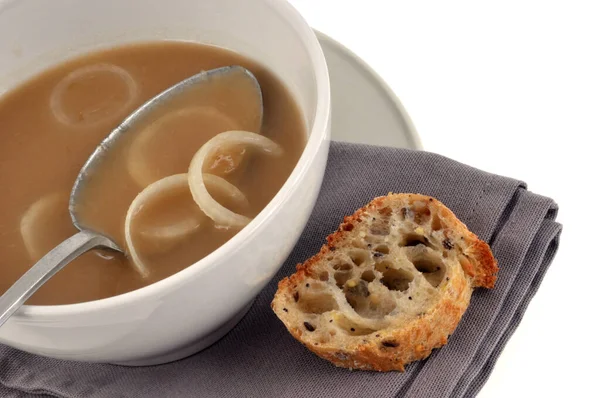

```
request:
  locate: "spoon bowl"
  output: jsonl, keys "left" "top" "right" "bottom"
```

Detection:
{"left": 70, "top": 65, "right": 263, "bottom": 232}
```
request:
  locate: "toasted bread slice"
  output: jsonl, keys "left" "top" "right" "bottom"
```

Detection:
{"left": 272, "top": 193, "right": 497, "bottom": 371}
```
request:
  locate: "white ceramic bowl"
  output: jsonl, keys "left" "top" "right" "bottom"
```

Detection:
{"left": 0, "top": 0, "right": 330, "bottom": 365}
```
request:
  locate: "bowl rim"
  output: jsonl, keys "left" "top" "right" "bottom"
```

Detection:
{"left": 10, "top": 0, "right": 331, "bottom": 319}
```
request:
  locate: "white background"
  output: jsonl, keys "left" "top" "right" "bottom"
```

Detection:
{"left": 288, "top": 1, "right": 597, "bottom": 397}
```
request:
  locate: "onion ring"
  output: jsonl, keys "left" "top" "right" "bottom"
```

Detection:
{"left": 124, "top": 173, "right": 249, "bottom": 277}
{"left": 20, "top": 192, "right": 67, "bottom": 261}
{"left": 50, "top": 63, "right": 138, "bottom": 127}
{"left": 188, "top": 130, "right": 282, "bottom": 228}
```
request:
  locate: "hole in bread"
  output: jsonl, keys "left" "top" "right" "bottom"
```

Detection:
{"left": 400, "top": 233, "right": 431, "bottom": 248}
{"left": 374, "top": 260, "right": 393, "bottom": 272}
{"left": 431, "top": 213, "right": 443, "bottom": 231}
{"left": 370, "top": 219, "right": 391, "bottom": 236}
{"left": 349, "top": 250, "right": 369, "bottom": 266}
{"left": 413, "top": 257, "right": 446, "bottom": 288}
{"left": 334, "top": 271, "right": 353, "bottom": 287}
{"left": 370, "top": 208, "right": 392, "bottom": 236}
{"left": 351, "top": 239, "right": 368, "bottom": 249}
{"left": 344, "top": 293, "right": 366, "bottom": 316}
{"left": 412, "top": 201, "right": 431, "bottom": 224}
{"left": 373, "top": 244, "right": 389, "bottom": 255}
{"left": 344, "top": 280, "right": 396, "bottom": 319}
{"left": 318, "top": 271, "right": 329, "bottom": 281}
{"left": 381, "top": 340, "right": 399, "bottom": 348}
{"left": 378, "top": 206, "right": 392, "bottom": 216}
{"left": 413, "top": 257, "right": 441, "bottom": 273}
{"left": 332, "top": 262, "right": 352, "bottom": 272}
{"left": 381, "top": 268, "right": 414, "bottom": 292}
{"left": 361, "top": 270, "right": 376, "bottom": 282}
{"left": 297, "top": 291, "right": 339, "bottom": 314}
{"left": 334, "top": 314, "right": 378, "bottom": 336}
{"left": 364, "top": 234, "right": 385, "bottom": 246}
{"left": 344, "top": 279, "right": 369, "bottom": 298}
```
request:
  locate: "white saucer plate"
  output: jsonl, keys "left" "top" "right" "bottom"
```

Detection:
{"left": 316, "top": 31, "right": 422, "bottom": 150}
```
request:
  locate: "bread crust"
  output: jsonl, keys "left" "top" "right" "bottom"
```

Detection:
{"left": 272, "top": 193, "right": 497, "bottom": 371}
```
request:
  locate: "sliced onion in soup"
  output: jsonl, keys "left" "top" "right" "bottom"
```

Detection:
{"left": 137, "top": 174, "right": 249, "bottom": 241}
{"left": 125, "top": 173, "right": 250, "bottom": 277}
{"left": 202, "top": 173, "right": 250, "bottom": 210}
{"left": 139, "top": 217, "right": 202, "bottom": 242}
{"left": 20, "top": 192, "right": 72, "bottom": 261}
{"left": 125, "top": 174, "right": 193, "bottom": 277}
{"left": 188, "top": 130, "right": 283, "bottom": 229}
{"left": 50, "top": 63, "right": 138, "bottom": 127}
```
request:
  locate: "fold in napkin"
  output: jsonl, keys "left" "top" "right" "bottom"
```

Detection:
{"left": 0, "top": 142, "right": 561, "bottom": 398}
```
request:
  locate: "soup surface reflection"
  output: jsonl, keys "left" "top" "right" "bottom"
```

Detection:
{"left": 0, "top": 42, "right": 305, "bottom": 305}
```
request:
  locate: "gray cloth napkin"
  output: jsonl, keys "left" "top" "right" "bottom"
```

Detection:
{"left": 0, "top": 142, "right": 561, "bottom": 398}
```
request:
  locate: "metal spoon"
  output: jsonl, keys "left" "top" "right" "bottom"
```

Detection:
{"left": 0, "top": 66, "right": 263, "bottom": 327}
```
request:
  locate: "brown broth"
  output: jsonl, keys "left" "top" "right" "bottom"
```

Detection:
{"left": 0, "top": 42, "right": 305, "bottom": 305}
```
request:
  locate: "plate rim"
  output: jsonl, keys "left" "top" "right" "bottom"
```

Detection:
{"left": 315, "top": 29, "right": 423, "bottom": 150}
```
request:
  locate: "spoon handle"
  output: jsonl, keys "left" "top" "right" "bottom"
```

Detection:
{"left": 0, "top": 230, "right": 120, "bottom": 328}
